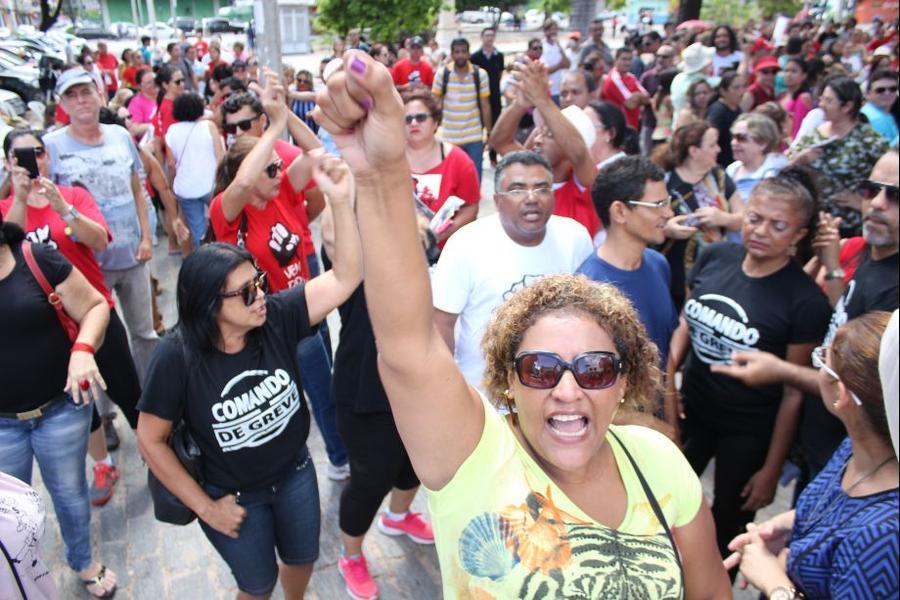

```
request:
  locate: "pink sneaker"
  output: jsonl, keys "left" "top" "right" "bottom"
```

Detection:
{"left": 338, "top": 553, "right": 379, "bottom": 600}
{"left": 377, "top": 511, "right": 434, "bottom": 544}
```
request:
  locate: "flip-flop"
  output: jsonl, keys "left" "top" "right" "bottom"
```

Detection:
{"left": 80, "top": 564, "right": 117, "bottom": 598}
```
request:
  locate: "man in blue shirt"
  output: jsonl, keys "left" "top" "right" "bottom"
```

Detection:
{"left": 576, "top": 155, "right": 680, "bottom": 368}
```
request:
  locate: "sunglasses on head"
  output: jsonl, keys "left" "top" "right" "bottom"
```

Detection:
{"left": 513, "top": 351, "right": 624, "bottom": 390}
{"left": 858, "top": 179, "right": 899, "bottom": 203}
{"left": 405, "top": 112, "right": 430, "bottom": 125}
{"left": 224, "top": 114, "right": 261, "bottom": 134}
{"left": 264, "top": 159, "right": 283, "bottom": 179}
{"left": 872, "top": 85, "right": 898, "bottom": 94}
{"left": 220, "top": 271, "right": 268, "bottom": 306}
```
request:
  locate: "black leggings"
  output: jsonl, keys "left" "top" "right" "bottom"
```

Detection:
{"left": 681, "top": 411, "right": 770, "bottom": 565}
{"left": 89, "top": 311, "right": 142, "bottom": 432}
{"left": 336, "top": 408, "right": 419, "bottom": 537}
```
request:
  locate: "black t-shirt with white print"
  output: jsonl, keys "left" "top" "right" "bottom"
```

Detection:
{"left": 681, "top": 243, "right": 831, "bottom": 436}
{"left": 138, "top": 284, "right": 315, "bottom": 491}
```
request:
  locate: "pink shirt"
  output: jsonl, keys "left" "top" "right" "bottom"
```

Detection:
{"left": 128, "top": 93, "right": 157, "bottom": 126}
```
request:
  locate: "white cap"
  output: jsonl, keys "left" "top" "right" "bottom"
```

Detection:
{"left": 679, "top": 43, "right": 715, "bottom": 74}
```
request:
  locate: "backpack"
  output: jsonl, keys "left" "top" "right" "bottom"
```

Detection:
{"left": 441, "top": 66, "right": 484, "bottom": 127}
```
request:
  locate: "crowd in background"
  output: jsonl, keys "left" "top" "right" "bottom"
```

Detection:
{"left": 0, "top": 13, "right": 898, "bottom": 600}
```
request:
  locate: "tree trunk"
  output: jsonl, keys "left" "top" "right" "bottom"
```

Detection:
{"left": 571, "top": 0, "right": 596, "bottom": 39}
{"left": 678, "top": 0, "right": 702, "bottom": 22}
{"left": 39, "top": 0, "right": 63, "bottom": 32}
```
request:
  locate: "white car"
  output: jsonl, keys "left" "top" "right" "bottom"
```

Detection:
{"left": 139, "top": 22, "right": 181, "bottom": 41}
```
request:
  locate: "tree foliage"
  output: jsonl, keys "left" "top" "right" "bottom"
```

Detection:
{"left": 317, "top": 0, "right": 443, "bottom": 41}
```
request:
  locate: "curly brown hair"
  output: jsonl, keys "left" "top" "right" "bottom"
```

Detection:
{"left": 481, "top": 274, "right": 660, "bottom": 414}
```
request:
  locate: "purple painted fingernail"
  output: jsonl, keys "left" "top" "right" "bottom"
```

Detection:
{"left": 350, "top": 57, "right": 366, "bottom": 75}
{"left": 359, "top": 98, "right": 373, "bottom": 111}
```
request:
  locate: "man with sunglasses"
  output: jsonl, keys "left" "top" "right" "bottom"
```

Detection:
{"left": 861, "top": 69, "right": 899, "bottom": 144}
{"left": 712, "top": 150, "right": 900, "bottom": 474}
{"left": 576, "top": 156, "right": 679, "bottom": 369}
{"left": 432, "top": 150, "right": 593, "bottom": 398}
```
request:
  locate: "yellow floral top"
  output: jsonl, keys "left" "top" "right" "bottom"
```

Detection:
{"left": 426, "top": 397, "right": 702, "bottom": 599}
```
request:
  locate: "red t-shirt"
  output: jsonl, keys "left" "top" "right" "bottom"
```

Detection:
{"left": 0, "top": 187, "right": 114, "bottom": 307}
{"left": 747, "top": 82, "right": 775, "bottom": 110}
{"left": 96, "top": 52, "right": 119, "bottom": 93}
{"left": 121, "top": 65, "right": 138, "bottom": 88}
{"left": 152, "top": 97, "right": 175, "bottom": 140}
{"left": 206, "top": 58, "right": 226, "bottom": 80}
{"left": 195, "top": 40, "right": 209, "bottom": 59}
{"left": 391, "top": 58, "right": 435, "bottom": 87}
{"left": 553, "top": 174, "right": 601, "bottom": 238}
{"left": 209, "top": 171, "right": 311, "bottom": 292}
{"left": 54, "top": 103, "right": 70, "bottom": 126}
{"left": 601, "top": 70, "right": 644, "bottom": 129}
{"left": 412, "top": 144, "right": 480, "bottom": 247}
{"left": 274, "top": 139, "right": 316, "bottom": 258}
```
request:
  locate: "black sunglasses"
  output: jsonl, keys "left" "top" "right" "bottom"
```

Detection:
{"left": 172, "top": 78, "right": 185, "bottom": 85}
{"left": 872, "top": 85, "right": 898, "bottom": 94}
{"left": 513, "top": 351, "right": 624, "bottom": 390}
{"left": 220, "top": 271, "right": 268, "bottom": 306}
{"left": 264, "top": 159, "right": 283, "bottom": 179}
{"left": 858, "top": 180, "right": 899, "bottom": 203}
{"left": 224, "top": 114, "right": 262, "bottom": 134}
{"left": 404, "top": 112, "right": 430, "bottom": 125}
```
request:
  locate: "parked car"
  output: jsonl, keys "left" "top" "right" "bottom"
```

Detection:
{"left": 169, "top": 17, "right": 197, "bottom": 34}
{"left": 109, "top": 21, "right": 139, "bottom": 39}
{"left": 139, "top": 22, "right": 181, "bottom": 41}
{"left": 74, "top": 23, "right": 114, "bottom": 39}
{"left": 0, "top": 62, "right": 42, "bottom": 103}
{"left": 0, "top": 87, "right": 27, "bottom": 115}
{"left": 202, "top": 17, "right": 246, "bottom": 34}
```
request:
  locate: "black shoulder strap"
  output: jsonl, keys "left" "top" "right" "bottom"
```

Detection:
{"left": 473, "top": 67, "right": 483, "bottom": 127}
{"left": 441, "top": 67, "right": 450, "bottom": 97}
{"left": 0, "top": 538, "right": 27, "bottom": 599}
{"left": 609, "top": 428, "right": 684, "bottom": 595}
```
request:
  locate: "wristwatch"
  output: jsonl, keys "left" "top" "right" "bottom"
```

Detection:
{"left": 823, "top": 267, "right": 845, "bottom": 281}
{"left": 769, "top": 586, "right": 805, "bottom": 599}
{"left": 61, "top": 206, "right": 80, "bottom": 223}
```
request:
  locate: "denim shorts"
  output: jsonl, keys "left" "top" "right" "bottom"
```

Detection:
{"left": 198, "top": 448, "right": 320, "bottom": 595}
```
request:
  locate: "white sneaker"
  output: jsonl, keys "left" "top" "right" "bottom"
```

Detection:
{"left": 326, "top": 462, "right": 351, "bottom": 481}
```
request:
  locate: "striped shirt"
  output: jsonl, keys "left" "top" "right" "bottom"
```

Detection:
{"left": 432, "top": 63, "right": 490, "bottom": 145}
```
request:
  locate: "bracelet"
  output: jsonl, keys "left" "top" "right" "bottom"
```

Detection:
{"left": 71, "top": 342, "right": 95, "bottom": 354}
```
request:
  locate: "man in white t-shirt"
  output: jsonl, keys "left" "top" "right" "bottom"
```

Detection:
{"left": 540, "top": 19, "right": 571, "bottom": 105}
{"left": 711, "top": 25, "right": 744, "bottom": 77}
{"left": 431, "top": 151, "right": 593, "bottom": 393}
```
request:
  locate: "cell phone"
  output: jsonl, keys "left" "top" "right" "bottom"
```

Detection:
{"left": 685, "top": 214, "right": 701, "bottom": 227}
{"left": 13, "top": 147, "right": 39, "bottom": 179}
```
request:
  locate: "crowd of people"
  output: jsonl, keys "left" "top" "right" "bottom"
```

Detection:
{"left": 0, "top": 13, "right": 898, "bottom": 600}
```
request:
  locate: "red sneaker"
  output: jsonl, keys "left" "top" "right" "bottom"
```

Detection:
{"left": 377, "top": 511, "right": 434, "bottom": 544}
{"left": 337, "top": 553, "right": 379, "bottom": 600}
{"left": 90, "top": 463, "right": 119, "bottom": 507}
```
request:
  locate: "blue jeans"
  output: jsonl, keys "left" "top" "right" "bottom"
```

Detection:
{"left": 459, "top": 140, "right": 485, "bottom": 183}
{"left": 176, "top": 192, "right": 212, "bottom": 248}
{"left": 200, "top": 449, "right": 320, "bottom": 595}
{"left": 296, "top": 251, "right": 346, "bottom": 466}
{"left": 0, "top": 398, "right": 92, "bottom": 571}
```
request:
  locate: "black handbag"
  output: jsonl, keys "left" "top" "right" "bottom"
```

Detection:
{"left": 147, "top": 419, "right": 204, "bottom": 525}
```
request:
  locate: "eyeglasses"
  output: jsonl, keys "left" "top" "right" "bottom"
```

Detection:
{"left": 223, "top": 113, "right": 263, "bottom": 134}
{"left": 858, "top": 180, "right": 899, "bottom": 204}
{"left": 405, "top": 112, "right": 430, "bottom": 125}
{"left": 872, "top": 85, "right": 898, "bottom": 94}
{"left": 732, "top": 132, "right": 756, "bottom": 143}
{"left": 297, "top": 78, "right": 312, "bottom": 85}
{"left": 172, "top": 78, "right": 185, "bottom": 85}
{"left": 811, "top": 346, "right": 863, "bottom": 406}
{"left": 656, "top": 53, "right": 674, "bottom": 59}
{"left": 758, "top": 69, "right": 778, "bottom": 75}
{"left": 264, "top": 159, "right": 283, "bottom": 179}
{"left": 496, "top": 186, "right": 554, "bottom": 201}
{"left": 220, "top": 271, "right": 268, "bottom": 306}
{"left": 514, "top": 351, "right": 624, "bottom": 390}
{"left": 627, "top": 196, "right": 673, "bottom": 209}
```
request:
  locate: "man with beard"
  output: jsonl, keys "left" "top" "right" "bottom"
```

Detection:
{"left": 431, "top": 151, "right": 593, "bottom": 398}
{"left": 712, "top": 150, "right": 900, "bottom": 475}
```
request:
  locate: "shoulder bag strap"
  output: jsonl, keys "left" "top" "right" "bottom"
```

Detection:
{"left": 22, "top": 242, "right": 79, "bottom": 343}
{"left": 0, "top": 538, "right": 27, "bottom": 600}
{"left": 441, "top": 67, "right": 450, "bottom": 97}
{"left": 608, "top": 428, "right": 685, "bottom": 595}
{"left": 174, "top": 121, "right": 199, "bottom": 172}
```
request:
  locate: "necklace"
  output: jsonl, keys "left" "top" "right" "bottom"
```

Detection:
{"left": 802, "top": 454, "right": 896, "bottom": 534}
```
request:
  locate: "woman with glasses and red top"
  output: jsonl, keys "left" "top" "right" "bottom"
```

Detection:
{"left": 667, "top": 169, "right": 832, "bottom": 572}
{"left": 152, "top": 65, "right": 184, "bottom": 152}
{"left": 312, "top": 51, "right": 731, "bottom": 599}
{"left": 403, "top": 89, "right": 480, "bottom": 246}
{"left": 137, "top": 152, "right": 361, "bottom": 598}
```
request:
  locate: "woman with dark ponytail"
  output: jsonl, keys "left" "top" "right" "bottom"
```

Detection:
{"left": 152, "top": 64, "right": 184, "bottom": 152}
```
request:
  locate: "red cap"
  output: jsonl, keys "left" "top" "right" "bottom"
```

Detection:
{"left": 752, "top": 37, "right": 774, "bottom": 54}
{"left": 754, "top": 55, "right": 780, "bottom": 72}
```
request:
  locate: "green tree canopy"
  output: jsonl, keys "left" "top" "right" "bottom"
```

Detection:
{"left": 317, "top": 0, "right": 443, "bottom": 41}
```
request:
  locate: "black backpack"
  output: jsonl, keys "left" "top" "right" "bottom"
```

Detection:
{"left": 441, "top": 65, "right": 484, "bottom": 127}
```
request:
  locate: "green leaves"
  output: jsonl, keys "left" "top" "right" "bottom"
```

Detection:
{"left": 317, "top": 0, "right": 443, "bottom": 41}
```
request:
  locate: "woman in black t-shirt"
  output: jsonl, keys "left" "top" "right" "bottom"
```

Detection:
{"left": 0, "top": 219, "right": 118, "bottom": 598}
{"left": 666, "top": 170, "right": 832, "bottom": 570}
{"left": 658, "top": 121, "right": 743, "bottom": 311}
{"left": 137, "top": 157, "right": 361, "bottom": 598}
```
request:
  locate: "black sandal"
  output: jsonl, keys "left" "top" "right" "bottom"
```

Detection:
{"left": 80, "top": 564, "right": 117, "bottom": 598}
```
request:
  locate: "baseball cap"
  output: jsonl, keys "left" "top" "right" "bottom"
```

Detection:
{"left": 754, "top": 55, "right": 780, "bottom": 72}
{"left": 751, "top": 37, "right": 775, "bottom": 54}
{"left": 56, "top": 68, "right": 97, "bottom": 96}
{"left": 409, "top": 36, "right": 424, "bottom": 48}
{"left": 232, "top": 59, "right": 248, "bottom": 70}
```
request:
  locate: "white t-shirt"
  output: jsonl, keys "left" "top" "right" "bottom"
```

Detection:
{"left": 431, "top": 214, "right": 593, "bottom": 392}
{"left": 165, "top": 120, "right": 218, "bottom": 199}
{"left": 712, "top": 51, "right": 743, "bottom": 77}
{"left": 542, "top": 39, "right": 566, "bottom": 96}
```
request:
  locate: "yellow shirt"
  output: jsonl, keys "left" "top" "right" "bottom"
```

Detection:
{"left": 426, "top": 397, "right": 701, "bottom": 599}
{"left": 432, "top": 63, "right": 490, "bottom": 145}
